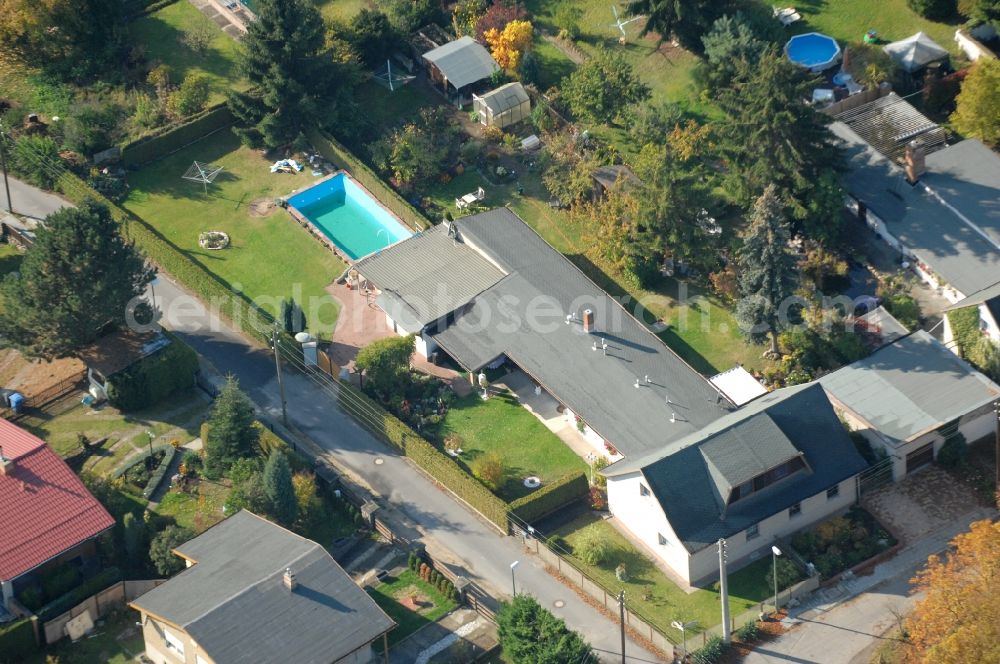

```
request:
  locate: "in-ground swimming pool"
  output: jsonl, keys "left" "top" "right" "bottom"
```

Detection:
{"left": 287, "top": 174, "right": 412, "bottom": 261}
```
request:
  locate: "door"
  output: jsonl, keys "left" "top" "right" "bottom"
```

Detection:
{"left": 905, "top": 443, "right": 934, "bottom": 475}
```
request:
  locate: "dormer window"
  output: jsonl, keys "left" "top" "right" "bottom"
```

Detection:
{"left": 726, "top": 455, "right": 807, "bottom": 505}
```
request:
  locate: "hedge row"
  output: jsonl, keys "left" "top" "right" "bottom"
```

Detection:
{"left": 510, "top": 471, "right": 589, "bottom": 524}
{"left": 111, "top": 444, "right": 173, "bottom": 480}
{"left": 36, "top": 567, "right": 123, "bottom": 622}
{"left": 143, "top": 446, "right": 178, "bottom": 498}
{"left": 336, "top": 380, "right": 512, "bottom": 531}
{"left": 309, "top": 129, "right": 430, "bottom": 232}
{"left": 106, "top": 332, "right": 199, "bottom": 411}
{"left": 55, "top": 171, "right": 277, "bottom": 347}
{"left": 128, "top": 0, "right": 179, "bottom": 18}
{"left": 121, "top": 103, "right": 234, "bottom": 167}
{"left": 0, "top": 618, "right": 36, "bottom": 662}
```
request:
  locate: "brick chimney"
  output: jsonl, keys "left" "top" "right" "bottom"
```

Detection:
{"left": 283, "top": 567, "right": 297, "bottom": 591}
{"left": 0, "top": 445, "right": 13, "bottom": 476}
{"left": 582, "top": 309, "right": 595, "bottom": 333}
{"left": 904, "top": 140, "right": 925, "bottom": 184}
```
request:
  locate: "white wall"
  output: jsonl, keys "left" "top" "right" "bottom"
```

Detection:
{"left": 563, "top": 407, "right": 623, "bottom": 460}
{"left": 384, "top": 313, "right": 437, "bottom": 358}
{"left": 979, "top": 303, "right": 1000, "bottom": 343}
{"left": 607, "top": 472, "right": 857, "bottom": 585}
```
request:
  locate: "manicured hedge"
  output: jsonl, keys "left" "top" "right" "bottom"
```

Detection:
{"left": 337, "top": 380, "right": 511, "bottom": 531}
{"left": 36, "top": 567, "right": 123, "bottom": 622}
{"left": 55, "top": 171, "right": 278, "bottom": 347}
{"left": 309, "top": 129, "right": 430, "bottom": 232}
{"left": 510, "top": 471, "right": 589, "bottom": 524}
{"left": 0, "top": 618, "right": 36, "bottom": 661}
{"left": 106, "top": 332, "right": 199, "bottom": 411}
{"left": 143, "top": 446, "right": 178, "bottom": 498}
{"left": 121, "top": 104, "right": 234, "bottom": 167}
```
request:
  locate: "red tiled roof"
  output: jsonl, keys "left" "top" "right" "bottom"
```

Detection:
{"left": 0, "top": 419, "right": 114, "bottom": 581}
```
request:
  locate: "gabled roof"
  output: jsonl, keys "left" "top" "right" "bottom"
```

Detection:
{"left": 592, "top": 164, "right": 641, "bottom": 192}
{"left": 883, "top": 32, "right": 949, "bottom": 72}
{"left": 606, "top": 384, "right": 867, "bottom": 553}
{"left": 77, "top": 330, "right": 171, "bottom": 378}
{"left": 0, "top": 420, "right": 114, "bottom": 581}
{"left": 819, "top": 330, "right": 1000, "bottom": 444}
{"left": 130, "top": 511, "right": 394, "bottom": 664}
{"left": 357, "top": 208, "right": 731, "bottom": 459}
{"left": 831, "top": 121, "right": 1000, "bottom": 296}
{"left": 476, "top": 82, "right": 529, "bottom": 115}
{"left": 422, "top": 36, "right": 499, "bottom": 89}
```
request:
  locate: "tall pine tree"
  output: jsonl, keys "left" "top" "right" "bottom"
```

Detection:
{"left": 735, "top": 185, "right": 799, "bottom": 357}
{"left": 204, "top": 377, "right": 259, "bottom": 477}
{"left": 0, "top": 201, "right": 155, "bottom": 357}
{"left": 227, "top": 0, "right": 360, "bottom": 149}
{"left": 716, "top": 48, "right": 844, "bottom": 238}
{"left": 624, "top": 0, "right": 740, "bottom": 52}
{"left": 264, "top": 450, "right": 297, "bottom": 525}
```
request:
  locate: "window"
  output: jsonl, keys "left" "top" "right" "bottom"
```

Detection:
{"left": 746, "top": 523, "right": 759, "bottom": 540}
{"left": 164, "top": 630, "right": 185, "bottom": 658}
{"left": 639, "top": 483, "right": 650, "bottom": 497}
{"left": 727, "top": 456, "right": 807, "bottom": 505}
{"left": 658, "top": 533, "right": 667, "bottom": 546}
{"left": 789, "top": 502, "right": 802, "bottom": 518}
{"left": 826, "top": 484, "right": 840, "bottom": 500}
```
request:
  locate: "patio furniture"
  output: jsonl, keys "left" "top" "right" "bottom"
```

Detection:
{"left": 812, "top": 88, "right": 835, "bottom": 105}
{"left": 773, "top": 6, "right": 801, "bottom": 26}
{"left": 455, "top": 186, "right": 486, "bottom": 209}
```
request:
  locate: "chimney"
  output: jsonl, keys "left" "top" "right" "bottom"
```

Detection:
{"left": 283, "top": 567, "right": 297, "bottom": 591}
{"left": 904, "top": 140, "right": 925, "bottom": 184}
{"left": 0, "top": 445, "right": 13, "bottom": 476}
{"left": 582, "top": 309, "right": 595, "bottom": 333}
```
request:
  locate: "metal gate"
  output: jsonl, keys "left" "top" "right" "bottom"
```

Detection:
{"left": 858, "top": 456, "right": 894, "bottom": 495}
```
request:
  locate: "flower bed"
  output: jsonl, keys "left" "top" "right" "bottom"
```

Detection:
{"left": 198, "top": 230, "right": 230, "bottom": 250}
{"left": 789, "top": 507, "right": 897, "bottom": 579}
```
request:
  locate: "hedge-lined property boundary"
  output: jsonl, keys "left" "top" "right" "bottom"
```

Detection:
{"left": 510, "top": 471, "right": 589, "bottom": 523}
{"left": 107, "top": 332, "right": 199, "bottom": 411}
{"left": 0, "top": 618, "right": 36, "bottom": 660}
{"left": 309, "top": 129, "right": 430, "bottom": 232}
{"left": 121, "top": 103, "right": 234, "bottom": 167}
{"left": 35, "top": 567, "right": 123, "bottom": 621}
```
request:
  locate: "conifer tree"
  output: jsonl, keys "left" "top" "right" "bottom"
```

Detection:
{"left": 204, "top": 377, "right": 259, "bottom": 477}
{"left": 264, "top": 449, "right": 297, "bottom": 525}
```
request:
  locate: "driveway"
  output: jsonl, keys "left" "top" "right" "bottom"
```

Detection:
{"left": 0, "top": 175, "right": 70, "bottom": 220}
{"left": 150, "top": 275, "right": 663, "bottom": 663}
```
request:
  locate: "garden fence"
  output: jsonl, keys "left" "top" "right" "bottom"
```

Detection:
{"left": 0, "top": 369, "right": 86, "bottom": 422}
{"left": 40, "top": 579, "right": 165, "bottom": 645}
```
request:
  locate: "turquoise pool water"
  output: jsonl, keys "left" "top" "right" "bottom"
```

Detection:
{"left": 287, "top": 174, "right": 412, "bottom": 260}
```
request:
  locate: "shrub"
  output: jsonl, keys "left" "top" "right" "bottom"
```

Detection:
{"left": 575, "top": 524, "right": 614, "bottom": 566}
{"left": 815, "top": 517, "right": 852, "bottom": 548}
{"left": 41, "top": 564, "right": 82, "bottom": 601}
{"left": 765, "top": 557, "right": 803, "bottom": 593}
{"left": 588, "top": 486, "right": 608, "bottom": 511}
{"left": 735, "top": 620, "right": 761, "bottom": 643}
{"left": 9, "top": 135, "right": 62, "bottom": 189}
{"left": 142, "top": 446, "right": 177, "bottom": 498}
{"left": 168, "top": 74, "right": 211, "bottom": 119}
{"left": 937, "top": 433, "right": 968, "bottom": 469}
{"left": 36, "top": 567, "right": 122, "bottom": 621}
{"left": 907, "top": 0, "right": 956, "bottom": 20}
{"left": 472, "top": 451, "right": 508, "bottom": 491}
{"left": 692, "top": 635, "right": 727, "bottom": 664}
{"left": 150, "top": 526, "right": 193, "bottom": 576}
{"left": 105, "top": 333, "right": 198, "bottom": 411}
{"left": 408, "top": 552, "right": 419, "bottom": 571}
{"left": 882, "top": 293, "right": 921, "bottom": 330}
{"left": 0, "top": 618, "right": 36, "bottom": 661}
{"left": 509, "top": 472, "right": 588, "bottom": 523}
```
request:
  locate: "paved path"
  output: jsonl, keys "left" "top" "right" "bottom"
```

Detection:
{"left": 0, "top": 175, "right": 70, "bottom": 220}
{"left": 743, "top": 505, "right": 996, "bottom": 664}
{"left": 150, "top": 275, "right": 663, "bottom": 663}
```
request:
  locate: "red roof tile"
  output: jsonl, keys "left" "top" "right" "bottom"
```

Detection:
{"left": 0, "top": 419, "right": 114, "bottom": 581}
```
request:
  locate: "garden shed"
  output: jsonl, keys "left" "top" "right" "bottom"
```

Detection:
{"left": 422, "top": 36, "right": 499, "bottom": 97}
{"left": 473, "top": 82, "right": 531, "bottom": 128}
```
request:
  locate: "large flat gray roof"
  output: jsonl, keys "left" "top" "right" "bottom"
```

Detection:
{"left": 422, "top": 36, "right": 499, "bottom": 89}
{"left": 606, "top": 384, "right": 867, "bottom": 553}
{"left": 832, "top": 121, "right": 1000, "bottom": 296}
{"left": 130, "top": 511, "right": 394, "bottom": 664}
{"left": 361, "top": 208, "right": 732, "bottom": 458}
{"left": 820, "top": 330, "right": 1000, "bottom": 444}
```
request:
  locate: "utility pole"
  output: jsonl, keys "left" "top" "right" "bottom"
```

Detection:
{"left": 271, "top": 324, "right": 288, "bottom": 426}
{"left": 0, "top": 122, "right": 12, "bottom": 214}
{"left": 718, "top": 538, "right": 731, "bottom": 643}
{"left": 618, "top": 590, "right": 626, "bottom": 664}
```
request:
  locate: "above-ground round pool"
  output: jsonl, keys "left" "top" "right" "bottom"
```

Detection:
{"left": 785, "top": 32, "right": 841, "bottom": 71}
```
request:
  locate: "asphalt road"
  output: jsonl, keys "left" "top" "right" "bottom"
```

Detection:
{"left": 150, "top": 275, "right": 664, "bottom": 663}
{"left": 0, "top": 174, "right": 69, "bottom": 219}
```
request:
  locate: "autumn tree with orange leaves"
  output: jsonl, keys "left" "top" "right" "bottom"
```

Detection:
{"left": 484, "top": 20, "right": 533, "bottom": 71}
{"left": 902, "top": 519, "right": 1000, "bottom": 664}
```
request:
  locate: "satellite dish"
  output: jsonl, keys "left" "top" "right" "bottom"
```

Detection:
{"left": 294, "top": 332, "right": 313, "bottom": 343}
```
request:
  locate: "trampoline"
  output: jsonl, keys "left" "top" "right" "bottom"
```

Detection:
{"left": 785, "top": 32, "right": 842, "bottom": 71}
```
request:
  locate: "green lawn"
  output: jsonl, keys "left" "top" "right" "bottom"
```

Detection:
{"left": 23, "top": 608, "right": 144, "bottom": 664}
{"left": 19, "top": 389, "right": 208, "bottom": 462}
{"left": 368, "top": 569, "right": 458, "bottom": 648}
{"left": 131, "top": 0, "right": 247, "bottom": 104}
{"left": 552, "top": 513, "right": 790, "bottom": 635}
{"left": 317, "top": 0, "right": 369, "bottom": 24}
{"left": 441, "top": 391, "right": 586, "bottom": 501}
{"left": 532, "top": 36, "right": 578, "bottom": 91}
{"left": 156, "top": 478, "right": 231, "bottom": 532}
{"left": 123, "top": 130, "right": 346, "bottom": 331}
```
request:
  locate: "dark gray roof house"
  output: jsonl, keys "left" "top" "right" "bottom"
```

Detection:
{"left": 130, "top": 511, "right": 394, "bottom": 664}
{"left": 604, "top": 383, "right": 868, "bottom": 553}
{"left": 353, "top": 208, "right": 732, "bottom": 459}
{"left": 819, "top": 330, "right": 1000, "bottom": 445}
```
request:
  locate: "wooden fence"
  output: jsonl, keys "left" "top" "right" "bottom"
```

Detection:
{"left": 1, "top": 369, "right": 87, "bottom": 421}
{"left": 40, "top": 579, "right": 165, "bottom": 645}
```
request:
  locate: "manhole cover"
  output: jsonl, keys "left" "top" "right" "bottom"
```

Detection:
{"left": 374, "top": 458, "right": 384, "bottom": 465}
{"left": 553, "top": 600, "right": 565, "bottom": 609}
